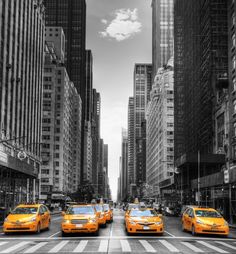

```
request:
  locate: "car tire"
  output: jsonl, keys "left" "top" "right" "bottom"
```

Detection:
{"left": 36, "top": 223, "right": 41, "bottom": 234}
{"left": 61, "top": 230, "right": 67, "bottom": 237}
{"left": 191, "top": 225, "right": 196, "bottom": 236}
{"left": 94, "top": 229, "right": 99, "bottom": 236}
{"left": 182, "top": 223, "right": 186, "bottom": 232}
{"left": 103, "top": 222, "right": 107, "bottom": 228}
{"left": 46, "top": 220, "right": 50, "bottom": 231}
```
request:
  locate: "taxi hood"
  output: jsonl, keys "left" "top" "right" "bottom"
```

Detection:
{"left": 130, "top": 216, "right": 162, "bottom": 223}
{"left": 7, "top": 214, "right": 37, "bottom": 222}
{"left": 196, "top": 217, "right": 226, "bottom": 225}
{"left": 63, "top": 214, "right": 96, "bottom": 220}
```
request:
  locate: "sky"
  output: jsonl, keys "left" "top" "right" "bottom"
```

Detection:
{"left": 86, "top": 0, "right": 152, "bottom": 200}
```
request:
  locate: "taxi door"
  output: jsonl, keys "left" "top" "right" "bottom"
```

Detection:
{"left": 39, "top": 206, "right": 47, "bottom": 229}
{"left": 43, "top": 205, "right": 50, "bottom": 227}
{"left": 185, "top": 208, "right": 193, "bottom": 231}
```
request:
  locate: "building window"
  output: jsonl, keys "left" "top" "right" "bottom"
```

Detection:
{"left": 233, "top": 77, "right": 236, "bottom": 91}
{"left": 234, "top": 122, "right": 236, "bottom": 137}
{"left": 234, "top": 99, "right": 236, "bottom": 114}
{"left": 232, "top": 33, "right": 236, "bottom": 47}
{"left": 233, "top": 55, "right": 236, "bottom": 69}
{"left": 232, "top": 145, "right": 236, "bottom": 159}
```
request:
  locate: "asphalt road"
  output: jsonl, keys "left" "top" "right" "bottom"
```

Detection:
{"left": 0, "top": 209, "right": 236, "bottom": 253}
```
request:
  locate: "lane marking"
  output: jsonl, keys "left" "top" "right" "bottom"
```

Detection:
{"left": 98, "top": 240, "right": 108, "bottom": 252}
{"left": 24, "top": 242, "right": 48, "bottom": 253}
{"left": 120, "top": 240, "right": 131, "bottom": 252}
{"left": 73, "top": 240, "right": 88, "bottom": 253}
{"left": 215, "top": 241, "right": 236, "bottom": 250}
{"left": 48, "top": 240, "right": 69, "bottom": 253}
{"left": 0, "top": 241, "right": 30, "bottom": 253}
{"left": 48, "top": 231, "right": 61, "bottom": 238}
{"left": 164, "top": 230, "right": 175, "bottom": 237}
{"left": 181, "top": 241, "right": 204, "bottom": 253}
{"left": 159, "top": 239, "right": 179, "bottom": 252}
{"left": 51, "top": 217, "right": 62, "bottom": 222}
{"left": 198, "top": 241, "right": 229, "bottom": 253}
{"left": 139, "top": 240, "right": 156, "bottom": 253}
{"left": 0, "top": 242, "right": 8, "bottom": 247}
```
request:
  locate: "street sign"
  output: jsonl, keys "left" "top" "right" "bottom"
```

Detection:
{"left": 17, "top": 150, "right": 27, "bottom": 160}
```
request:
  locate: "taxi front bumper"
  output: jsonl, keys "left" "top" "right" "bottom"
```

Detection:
{"left": 3, "top": 221, "right": 38, "bottom": 232}
{"left": 127, "top": 222, "right": 164, "bottom": 234}
{"left": 61, "top": 222, "right": 99, "bottom": 233}
{"left": 195, "top": 223, "right": 229, "bottom": 235}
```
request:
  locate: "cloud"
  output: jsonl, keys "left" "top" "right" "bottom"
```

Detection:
{"left": 100, "top": 8, "right": 142, "bottom": 41}
{"left": 101, "top": 19, "right": 108, "bottom": 24}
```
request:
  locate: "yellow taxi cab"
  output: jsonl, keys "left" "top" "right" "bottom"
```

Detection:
{"left": 3, "top": 203, "right": 51, "bottom": 234}
{"left": 94, "top": 204, "right": 106, "bottom": 228}
{"left": 61, "top": 204, "right": 99, "bottom": 236}
{"left": 182, "top": 206, "right": 229, "bottom": 236}
{"left": 103, "top": 203, "right": 113, "bottom": 223}
{"left": 125, "top": 207, "right": 164, "bottom": 235}
{"left": 124, "top": 203, "right": 140, "bottom": 219}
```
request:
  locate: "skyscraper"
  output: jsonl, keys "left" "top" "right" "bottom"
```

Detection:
{"left": 44, "top": 0, "right": 86, "bottom": 95}
{"left": 0, "top": 0, "right": 45, "bottom": 208}
{"left": 128, "top": 97, "right": 135, "bottom": 195}
{"left": 174, "top": 0, "right": 228, "bottom": 205}
{"left": 120, "top": 129, "right": 128, "bottom": 201}
{"left": 133, "top": 64, "right": 152, "bottom": 192}
{"left": 152, "top": 0, "right": 174, "bottom": 80}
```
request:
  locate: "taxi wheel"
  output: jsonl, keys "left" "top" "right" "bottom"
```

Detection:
{"left": 102, "top": 223, "right": 107, "bottom": 228}
{"left": 61, "top": 231, "right": 67, "bottom": 237}
{"left": 191, "top": 225, "right": 197, "bottom": 236}
{"left": 94, "top": 229, "right": 99, "bottom": 236}
{"left": 36, "top": 223, "right": 41, "bottom": 234}
{"left": 182, "top": 223, "right": 186, "bottom": 232}
{"left": 46, "top": 220, "right": 51, "bottom": 231}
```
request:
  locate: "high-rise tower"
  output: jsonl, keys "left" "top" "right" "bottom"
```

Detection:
{"left": 152, "top": 0, "right": 174, "bottom": 80}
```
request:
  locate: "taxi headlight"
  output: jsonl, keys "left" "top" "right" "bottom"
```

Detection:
{"left": 4, "top": 218, "right": 9, "bottom": 222}
{"left": 89, "top": 218, "right": 97, "bottom": 223}
{"left": 155, "top": 221, "right": 162, "bottom": 225}
{"left": 100, "top": 212, "right": 104, "bottom": 218}
{"left": 196, "top": 219, "right": 204, "bottom": 224}
{"left": 28, "top": 217, "right": 37, "bottom": 222}
{"left": 129, "top": 220, "right": 136, "bottom": 225}
{"left": 224, "top": 221, "right": 228, "bottom": 226}
{"left": 63, "top": 219, "right": 71, "bottom": 224}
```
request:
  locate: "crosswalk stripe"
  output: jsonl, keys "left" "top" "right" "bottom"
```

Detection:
{"left": 159, "top": 240, "right": 179, "bottom": 252}
{"left": 24, "top": 242, "right": 48, "bottom": 253}
{"left": 48, "top": 240, "right": 69, "bottom": 253}
{"left": 139, "top": 240, "right": 155, "bottom": 253}
{"left": 120, "top": 240, "right": 131, "bottom": 252}
{"left": 181, "top": 242, "right": 204, "bottom": 253}
{"left": 0, "top": 241, "right": 30, "bottom": 253}
{"left": 0, "top": 243, "right": 8, "bottom": 247}
{"left": 73, "top": 240, "right": 88, "bottom": 253}
{"left": 215, "top": 241, "right": 236, "bottom": 250}
{"left": 98, "top": 240, "right": 108, "bottom": 252}
{"left": 198, "top": 241, "right": 229, "bottom": 253}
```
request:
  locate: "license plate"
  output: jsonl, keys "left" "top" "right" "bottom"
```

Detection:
{"left": 143, "top": 226, "right": 149, "bottom": 230}
{"left": 76, "top": 224, "right": 83, "bottom": 228}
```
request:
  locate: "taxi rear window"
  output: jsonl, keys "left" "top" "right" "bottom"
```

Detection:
{"left": 66, "top": 206, "right": 95, "bottom": 215}
{"left": 195, "top": 210, "right": 222, "bottom": 218}
{"left": 130, "top": 209, "right": 157, "bottom": 217}
{"left": 12, "top": 207, "right": 38, "bottom": 214}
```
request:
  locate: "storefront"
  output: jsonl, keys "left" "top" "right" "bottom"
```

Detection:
{"left": 0, "top": 149, "right": 39, "bottom": 218}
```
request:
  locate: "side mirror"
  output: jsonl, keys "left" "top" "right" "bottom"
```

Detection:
{"left": 61, "top": 211, "right": 65, "bottom": 216}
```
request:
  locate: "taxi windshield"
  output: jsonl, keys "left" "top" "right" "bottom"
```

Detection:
{"left": 195, "top": 210, "right": 222, "bottom": 218}
{"left": 66, "top": 206, "right": 95, "bottom": 215}
{"left": 128, "top": 204, "right": 139, "bottom": 210}
{"left": 95, "top": 205, "right": 104, "bottom": 212}
{"left": 12, "top": 207, "right": 38, "bottom": 214}
{"left": 103, "top": 204, "right": 109, "bottom": 211}
{"left": 130, "top": 209, "right": 157, "bottom": 217}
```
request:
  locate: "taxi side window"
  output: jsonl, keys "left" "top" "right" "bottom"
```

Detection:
{"left": 188, "top": 209, "right": 194, "bottom": 218}
{"left": 184, "top": 208, "right": 190, "bottom": 215}
{"left": 39, "top": 206, "right": 45, "bottom": 215}
{"left": 42, "top": 206, "right": 48, "bottom": 213}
